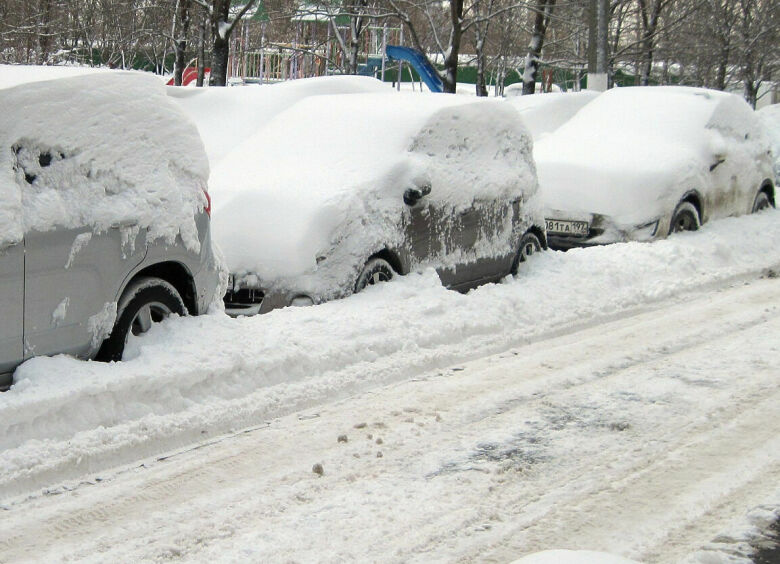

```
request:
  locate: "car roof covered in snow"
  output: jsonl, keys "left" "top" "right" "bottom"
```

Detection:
{"left": 168, "top": 75, "right": 392, "bottom": 165}
{"left": 0, "top": 72, "right": 209, "bottom": 250}
{"left": 505, "top": 90, "right": 599, "bottom": 140}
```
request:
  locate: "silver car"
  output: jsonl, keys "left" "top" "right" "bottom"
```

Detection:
{"left": 535, "top": 86, "right": 775, "bottom": 250}
{"left": 212, "top": 93, "right": 546, "bottom": 315}
{"left": 0, "top": 73, "right": 221, "bottom": 389}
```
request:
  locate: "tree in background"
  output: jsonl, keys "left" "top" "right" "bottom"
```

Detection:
{"left": 522, "top": 0, "right": 556, "bottom": 93}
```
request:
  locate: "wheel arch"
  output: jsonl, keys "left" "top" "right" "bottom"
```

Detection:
{"left": 526, "top": 224, "right": 548, "bottom": 250}
{"left": 121, "top": 261, "right": 197, "bottom": 315}
{"left": 680, "top": 189, "right": 704, "bottom": 220}
{"left": 368, "top": 248, "right": 405, "bottom": 276}
{"left": 759, "top": 179, "right": 776, "bottom": 208}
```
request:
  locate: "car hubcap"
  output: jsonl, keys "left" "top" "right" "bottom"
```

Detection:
{"left": 674, "top": 213, "right": 694, "bottom": 232}
{"left": 369, "top": 270, "right": 391, "bottom": 285}
{"left": 754, "top": 194, "right": 770, "bottom": 212}
{"left": 131, "top": 302, "right": 172, "bottom": 336}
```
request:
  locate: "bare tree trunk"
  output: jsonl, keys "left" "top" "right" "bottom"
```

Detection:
{"left": 475, "top": 31, "right": 488, "bottom": 97}
{"left": 714, "top": 46, "right": 729, "bottom": 90}
{"left": 441, "top": 0, "right": 464, "bottom": 93}
{"left": 197, "top": 12, "right": 206, "bottom": 86}
{"left": 347, "top": 0, "right": 368, "bottom": 75}
{"left": 37, "top": 0, "right": 53, "bottom": 64}
{"left": 173, "top": 0, "right": 192, "bottom": 86}
{"left": 523, "top": 0, "right": 555, "bottom": 95}
{"left": 208, "top": 0, "right": 258, "bottom": 86}
{"left": 637, "top": 0, "right": 665, "bottom": 86}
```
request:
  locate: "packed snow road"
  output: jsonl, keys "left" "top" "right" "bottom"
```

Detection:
{"left": 0, "top": 211, "right": 779, "bottom": 562}
{"left": 0, "top": 261, "right": 778, "bottom": 562}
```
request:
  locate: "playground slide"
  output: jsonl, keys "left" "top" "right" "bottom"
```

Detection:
{"left": 385, "top": 45, "right": 443, "bottom": 93}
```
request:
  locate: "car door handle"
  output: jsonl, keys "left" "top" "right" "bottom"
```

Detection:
{"left": 110, "top": 219, "right": 139, "bottom": 229}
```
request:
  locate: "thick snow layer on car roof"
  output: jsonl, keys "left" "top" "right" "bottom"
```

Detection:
{"left": 534, "top": 86, "right": 768, "bottom": 222}
{"left": 757, "top": 104, "right": 780, "bottom": 182}
{"left": 210, "top": 92, "right": 536, "bottom": 282}
{"left": 0, "top": 73, "right": 209, "bottom": 249}
{"left": 168, "top": 76, "right": 392, "bottom": 165}
{"left": 0, "top": 64, "right": 109, "bottom": 90}
{"left": 505, "top": 90, "right": 598, "bottom": 140}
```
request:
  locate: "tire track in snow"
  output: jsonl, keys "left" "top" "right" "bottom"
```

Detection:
{"left": 0, "top": 277, "right": 778, "bottom": 563}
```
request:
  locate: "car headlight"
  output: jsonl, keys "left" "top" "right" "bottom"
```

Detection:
{"left": 632, "top": 220, "right": 659, "bottom": 241}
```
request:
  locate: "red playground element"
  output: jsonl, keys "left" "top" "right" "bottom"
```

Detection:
{"left": 166, "top": 67, "right": 210, "bottom": 86}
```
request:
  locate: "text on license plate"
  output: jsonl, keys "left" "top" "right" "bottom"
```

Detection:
{"left": 545, "top": 219, "right": 589, "bottom": 236}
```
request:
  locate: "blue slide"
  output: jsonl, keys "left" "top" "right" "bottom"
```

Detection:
{"left": 385, "top": 45, "right": 444, "bottom": 93}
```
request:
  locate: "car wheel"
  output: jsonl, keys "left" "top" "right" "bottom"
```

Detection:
{"left": 96, "top": 277, "right": 186, "bottom": 362}
{"left": 511, "top": 231, "right": 542, "bottom": 275}
{"left": 752, "top": 190, "right": 773, "bottom": 212}
{"left": 670, "top": 201, "right": 701, "bottom": 234}
{"left": 355, "top": 258, "right": 395, "bottom": 293}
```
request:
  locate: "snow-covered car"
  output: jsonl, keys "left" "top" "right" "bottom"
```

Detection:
{"left": 168, "top": 75, "right": 391, "bottom": 166}
{"left": 756, "top": 103, "right": 780, "bottom": 185}
{"left": 534, "top": 86, "right": 776, "bottom": 250}
{"left": 0, "top": 73, "right": 221, "bottom": 389}
{"left": 505, "top": 90, "right": 598, "bottom": 141}
{"left": 213, "top": 92, "right": 545, "bottom": 315}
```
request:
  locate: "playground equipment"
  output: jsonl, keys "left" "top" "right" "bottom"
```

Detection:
{"left": 165, "top": 67, "right": 210, "bottom": 86}
{"left": 385, "top": 45, "right": 443, "bottom": 93}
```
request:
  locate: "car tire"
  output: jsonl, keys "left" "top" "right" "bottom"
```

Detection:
{"left": 96, "top": 277, "right": 186, "bottom": 362}
{"left": 511, "top": 231, "right": 542, "bottom": 275}
{"left": 670, "top": 201, "right": 701, "bottom": 234}
{"left": 752, "top": 190, "right": 773, "bottom": 213}
{"left": 355, "top": 258, "right": 395, "bottom": 293}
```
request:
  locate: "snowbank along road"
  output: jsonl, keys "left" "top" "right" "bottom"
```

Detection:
{"left": 0, "top": 211, "right": 779, "bottom": 562}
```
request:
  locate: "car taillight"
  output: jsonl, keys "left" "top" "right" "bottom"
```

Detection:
{"left": 203, "top": 188, "right": 211, "bottom": 217}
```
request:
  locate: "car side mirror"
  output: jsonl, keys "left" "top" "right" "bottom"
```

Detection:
{"left": 403, "top": 184, "right": 432, "bottom": 206}
{"left": 709, "top": 155, "right": 726, "bottom": 171}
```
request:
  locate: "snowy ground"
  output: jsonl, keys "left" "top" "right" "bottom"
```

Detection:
{"left": 1, "top": 211, "right": 780, "bottom": 563}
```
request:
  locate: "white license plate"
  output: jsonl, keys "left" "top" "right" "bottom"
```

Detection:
{"left": 546, "top": 219, "right": 589, "bottom": 236}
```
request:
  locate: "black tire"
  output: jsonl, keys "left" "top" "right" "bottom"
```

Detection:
{"left": 96, "top": 277, "right": 186, "bottom": 362}
{"left": 354, "top": 258, "right": 395, "bottom": 293}
{"left": 752, "top": 190, "right": 773, "bottom": 213}
{"left": 511, "top": 231, "right": 542, "bottom": 275}
{"left": 670, "top": 201, "right": 701, "bottom": 234}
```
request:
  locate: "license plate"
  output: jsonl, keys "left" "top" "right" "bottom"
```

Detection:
{"left": 546, "top": 219, "right": 589, "bottom": 236}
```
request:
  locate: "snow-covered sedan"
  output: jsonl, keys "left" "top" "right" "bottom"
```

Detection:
{"left": 0, "top": 73, "right": 221, "bottom": 389}
{"left": 534, "top": 86, "right": 776, "bottom": 250}
{"left": 212, "top": 92, "right": 545, "bottom": 315}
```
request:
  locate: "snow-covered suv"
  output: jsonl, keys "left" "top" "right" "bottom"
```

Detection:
{"left": 0, "top": 72, "right": 222, "bottom": 389}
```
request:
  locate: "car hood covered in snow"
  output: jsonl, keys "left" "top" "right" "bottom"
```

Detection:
{"left": 210, "top": 92, "right": 538, "bottom": 294}
{"left": 536, "top": 135, "right": 708, "bottom": 225}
